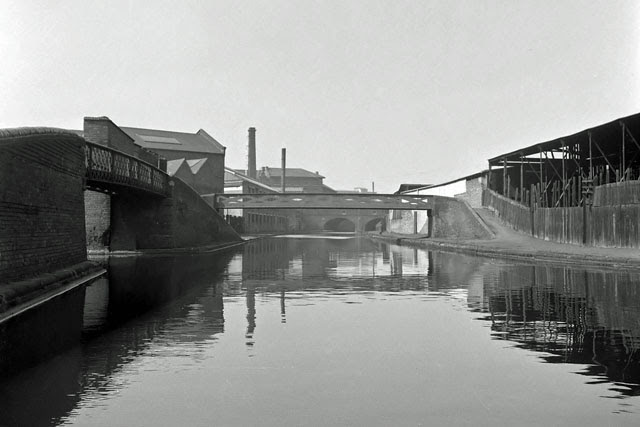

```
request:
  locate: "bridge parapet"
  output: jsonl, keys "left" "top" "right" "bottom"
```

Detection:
{"left": 85, "top": 142, "right": 169, "bottom": 196}
{"left": 215, "top": 193, "right": 431, "bottom": 210}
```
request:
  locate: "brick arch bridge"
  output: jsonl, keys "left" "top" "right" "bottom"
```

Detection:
{"left": 214, "top": 193, "right": 432, "bottom": 234}
{"left": 214, "top": 192, "right": 493, "bottom": 237}
{"left": 307, "top": 210, "right": 386, "bottom": 233}
{"left": 321, "top": 216, "right": 385, "bottom": 233}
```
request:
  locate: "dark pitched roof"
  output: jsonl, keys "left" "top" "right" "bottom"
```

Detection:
{"left": 234, "top": 167, "right": 324, "bottom": 179}
{"left": 261, "top": 167, "right": 324, "bottom": 179}
{"left": 121, "top": 126, "right": 225, "bottom": 155}
{"left": 395, "top": 184, "right": 431, "bottom": 194}
{"left": 487, "top": 111, "right": 640, "bottom": 163}
{"left": 225, "top": 170, "right": 240, "bottom": 182}
{"left": 224, "top": 168, "right": 280, "bottom": 193}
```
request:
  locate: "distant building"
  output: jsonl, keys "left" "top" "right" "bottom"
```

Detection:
{"left": 336, "top": 187, "right": 375, "bottom": 194}
{"left": 394, "top": 184, "right": 430, "bottom": 194}
{"left": 235, "top": 167, "right": 335, "bottom": 193}
{"left": 396, "top": 171, "right": 487, "bottom": 208}
{"left": 222, "top": 168, "right": 299, "bottom": 233}
{"left": 121, "top": 126, "right": 226, "bottom": 194}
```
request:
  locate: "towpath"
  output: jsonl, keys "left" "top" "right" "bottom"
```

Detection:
{"left": 375, "top": 207, "right": 640, "bottom": 271}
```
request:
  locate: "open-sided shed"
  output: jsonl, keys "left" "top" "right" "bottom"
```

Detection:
{"left": 488, "top": 112, "right": 640, "bottom": 208}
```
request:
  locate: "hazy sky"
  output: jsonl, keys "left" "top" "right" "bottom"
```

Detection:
{"left": 1, "top": 1, "right": 639, "bottom": 192}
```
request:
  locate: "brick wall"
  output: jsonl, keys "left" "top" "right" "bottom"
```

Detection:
{"left": 172, "top": 162, "right": 196, "bottom": 190}
{"left": 83, "top": 117, "right": 109, "bottom": 147}
{"left": 84, "top": 116, "right": 135, "bottom": 156}
{"left": 456, "top": 177, "right": 484, "bottom": 208}
{"left": 386, "top": 196, "right": 492, "bottom": 239}
{"left": 387, "top": 210, "right": 430, "bottom": 234}
{"left": 207, "top": 154, "right": 225, "bottom": 194}
{"left": 150, "top": 149, "right": 224, "bottom": 194}
{"left": 431, "top": 197, "right": 491, "bottom": 239}
{"left": 84, "top": 190, "right": 110, "bottom": 250}
{"left": 109, "top": 177, "right": 240, "bottom": 251}
{"left": 0, "top": 129, "right": 87, "bottom": 282}
{"left": 151, "top": 148, "right": 215, "bottom": 161}
{"left": 188, "top": 156, "right": 223, "bottom": 195}
{"left": 154, "top": 149, "right": 224, "bottom": 194}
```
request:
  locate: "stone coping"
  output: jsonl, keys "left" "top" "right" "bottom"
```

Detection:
{"left": 0, "top": 261, "right": 105, "bottom": 318}
{"left": 87, "top": 240, "right": 246, "bottom": 258}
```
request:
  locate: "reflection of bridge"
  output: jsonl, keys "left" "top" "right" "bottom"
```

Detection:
{"left": 215, "top": 193, "right": 431, "bottom": 210}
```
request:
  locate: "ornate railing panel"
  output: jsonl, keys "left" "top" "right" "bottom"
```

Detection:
{"left": 85, "top": 142, "right": 169, "bottom": 196}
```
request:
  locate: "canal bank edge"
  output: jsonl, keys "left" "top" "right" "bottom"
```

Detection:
{"left": 369, "top": 233, "right": 640, "bottom": 272}
{"left": 88, "top": 239, "right": 247, "bottom": 257}
{"left": 0, "top": 262, "right": 105, "bottom": 323}
{"left": 1, "top": 239, "right": 250, "bottom": 323}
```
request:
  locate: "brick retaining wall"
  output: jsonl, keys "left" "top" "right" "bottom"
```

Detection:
{"left": 84, "top": 190, "right": 111, "bottom": 251}
{"left": 0, "top": 129, "right": 87, "bottom": 282}
{"left": 109, "top": 177, "right": 240, "bottom": 251}
{"left": 387, "top": 197, "right": 491, "bottom": 239}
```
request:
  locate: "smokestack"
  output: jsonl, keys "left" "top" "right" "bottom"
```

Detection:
{"left": 372, "top": 181, "right": 375, "bottom": 193}
{"left": 248, "top": 127, "right": 256, "bottom": 179}
{"left": 281, "top": 148, "right": 286, "bottom": 193}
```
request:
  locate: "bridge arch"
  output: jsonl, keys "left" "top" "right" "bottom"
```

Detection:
{"left": 364, "top": 217, "right": 385, "bottom": 232}
{"left": 323, "top": 217, "right": 356, "bottom": 232}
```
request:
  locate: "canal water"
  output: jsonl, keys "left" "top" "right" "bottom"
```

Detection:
{"left": 2, "top": 236, "right": 640, "bottom": 426}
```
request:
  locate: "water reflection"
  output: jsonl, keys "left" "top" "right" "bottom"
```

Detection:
{"left": 0, "top": 250, "right": 233, "bottom": 427}
{"left": 477, "top": 264, "right": 640, "bottom": 397}
{"left": 236, "top": 238, "right": 640, "bottom": 399}
{"left": 235, "top": 237, "right": 440, "bottom": 288}
{"left": 1, "top": 238, "right": 640, "bottom": 426}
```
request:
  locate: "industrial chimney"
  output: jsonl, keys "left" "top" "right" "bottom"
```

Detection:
{"left": 248, "top": 127, "right": 256, "bottom": 179}
{"left": 281, "top": 148, "right": 286, "bottom": 193}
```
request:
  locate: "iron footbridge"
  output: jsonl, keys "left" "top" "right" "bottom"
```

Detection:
{"left": 214, "top": 193, "right": 431, "bottom": 210}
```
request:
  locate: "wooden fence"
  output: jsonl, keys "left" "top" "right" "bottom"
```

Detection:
{"left": 590, "top": 205, "right": 640, "bottom": 248}
{"left": 594, "top": 180, "right": 640, "bottom": 206}
{"left": 483, "top": 187, "right": 640, "bottom": 248}
{"left": 482, "top": 188, "right": 532, "bottom": 234}
{"left": 532, "top": 207, "right": 584, "bottom": 245}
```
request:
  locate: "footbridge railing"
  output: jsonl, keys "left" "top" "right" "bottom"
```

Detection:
{"left": 85, "top": 142, "right": 169, "bottom": 196}
{"left": 214, "top": 193, "right": 432, "bottom": 210}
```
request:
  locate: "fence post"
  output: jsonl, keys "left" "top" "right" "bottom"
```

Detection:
{"left": 582, "top": 202, "right": 587, "bottom": 245}
{"left": 530, "top": 205, "right": 535, "bottom": 236}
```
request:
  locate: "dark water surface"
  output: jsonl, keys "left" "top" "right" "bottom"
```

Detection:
{"left": 2, "top": 236, "right": 640, "bottom": 426}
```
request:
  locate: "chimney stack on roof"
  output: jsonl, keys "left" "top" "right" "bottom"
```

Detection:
{"left": 248, "top": 127, "right": 256, "bottom": 179}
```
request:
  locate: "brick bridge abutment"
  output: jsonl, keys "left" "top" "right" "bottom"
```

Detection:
{"left": 1, "top": 128, "right": 240, "bottom": 318}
